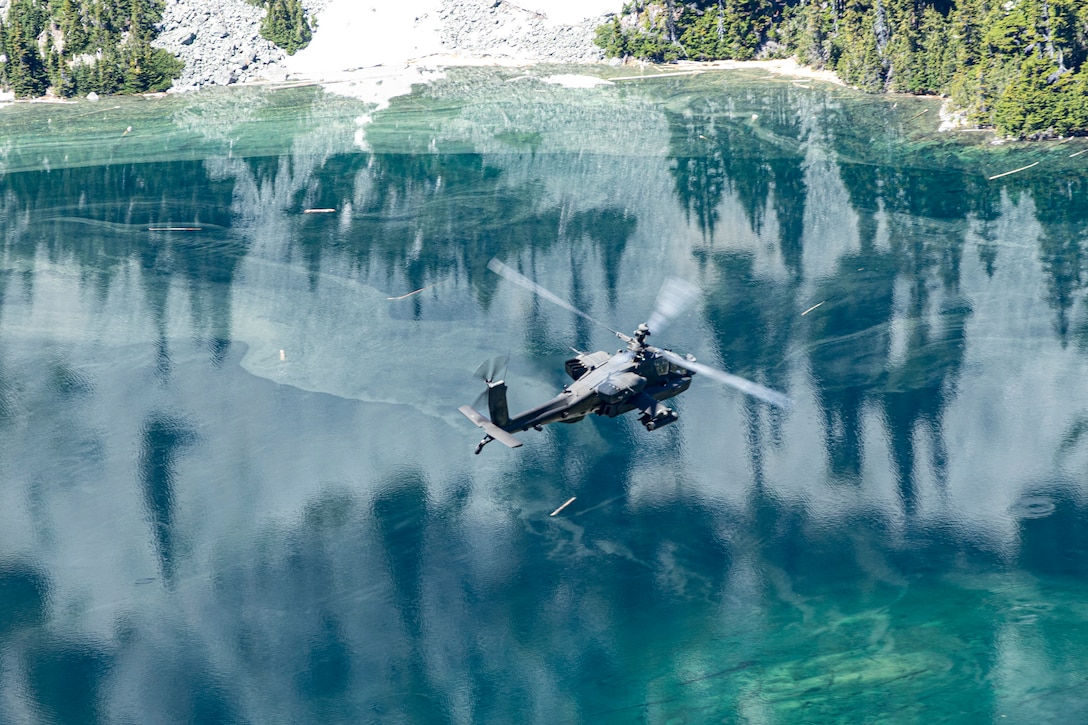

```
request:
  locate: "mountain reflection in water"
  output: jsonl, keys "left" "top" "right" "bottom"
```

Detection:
{"left": 2, "top": 70, "right": 1088, "bottom": 722}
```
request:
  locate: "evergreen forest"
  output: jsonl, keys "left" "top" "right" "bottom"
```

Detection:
{"left": 0, "top": 0, "right": 184, "bottom": 98}
{"left": 0, "top": 0, "right": 312, "bottom": 98}
{"left": 595, "top": 0, "right": 1088, "bottom": 137}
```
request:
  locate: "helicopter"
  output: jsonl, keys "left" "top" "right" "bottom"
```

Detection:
{"left": 459, "top": 258, "right": 793, "bottom": 454}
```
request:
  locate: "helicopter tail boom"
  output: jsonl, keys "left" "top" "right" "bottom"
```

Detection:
{"left": 458, "top": 405, "right": 522, "bottom": 449}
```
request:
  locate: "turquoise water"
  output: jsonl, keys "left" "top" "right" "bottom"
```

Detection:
{"left": 2, "top": 68, "right": 1088, "bottom": 723}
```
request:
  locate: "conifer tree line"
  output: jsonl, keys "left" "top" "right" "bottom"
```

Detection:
{"left": 596, "top": 0, "right": 1088, "bottom": 137}
{"left": 0, "top": 0, "right": 313, "bottom": 98}
{"left": 0, "top": 0, "right": 184, "bottom": 97}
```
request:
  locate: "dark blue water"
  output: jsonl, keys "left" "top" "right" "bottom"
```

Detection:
{"left": 2, "top": 69, "right": 1088, "bottom": 723}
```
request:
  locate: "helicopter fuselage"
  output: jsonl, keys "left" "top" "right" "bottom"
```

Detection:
{"left": 518, "top": 347, "right": 691, "bottom": 428}
{"left": 461, "top": 259, "right": 792, "bottom": 454}
{"left": 463, "top": 344, "right": 694, "bottom": 452}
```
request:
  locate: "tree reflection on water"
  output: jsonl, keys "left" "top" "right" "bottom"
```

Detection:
{"left": 2, "top": 71, "right": 1088, "bottom": 722}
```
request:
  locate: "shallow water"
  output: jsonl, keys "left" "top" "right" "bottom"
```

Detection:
{"left": 2, "top": 68, "right": 1088, "bottom": 723}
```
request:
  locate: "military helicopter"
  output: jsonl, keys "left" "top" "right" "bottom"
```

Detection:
{"left": 460, "top": 259, "right": 793, "bottom": 454}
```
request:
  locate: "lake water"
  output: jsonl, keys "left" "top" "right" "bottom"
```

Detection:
{"left": 2, "top": 67, "right": 1088, "bottom": 723}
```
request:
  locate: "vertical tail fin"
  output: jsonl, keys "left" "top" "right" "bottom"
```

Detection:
{"left": 487, "top": 381, "right": 511, "bottom": 428}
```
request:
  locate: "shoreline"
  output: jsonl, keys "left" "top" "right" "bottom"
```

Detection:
{"left": 266, "top": 54, "right": 850, "bottom": 109}
{"left": 278, "top": 54, "right": 848, "bottom": 85}
{"left": 5, "top": 50, "right": 979, "bottom": 140}
{"left": 673, "top": 58, "right": 846, "bottom": 86}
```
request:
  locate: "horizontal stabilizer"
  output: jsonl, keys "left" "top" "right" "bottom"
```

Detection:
{"left": 458, "top": 405, "right": 522, "bottom": 448}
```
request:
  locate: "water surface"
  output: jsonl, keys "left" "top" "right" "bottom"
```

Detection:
{"left": 2, "top": 68, "right": 1088, "bottom": 723}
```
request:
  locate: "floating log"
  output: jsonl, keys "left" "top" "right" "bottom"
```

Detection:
{"left": 550, "top": 497, "right": 577, "bottom": 517}
{"left": 387, "top": 282, "right": 440, "bottom": 301}
{"left": 611, "top": 70, "right": 704, "bottom": 81}
{"left": 988, "top": 161, "right": 1039, "bottom": 180}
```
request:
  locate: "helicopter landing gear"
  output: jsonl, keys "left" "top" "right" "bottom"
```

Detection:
{"left": 533, "top": 425, "right": 543, "bottom": 431}
{"left": 474, "top": 435, "right": 494, "bottom": 455}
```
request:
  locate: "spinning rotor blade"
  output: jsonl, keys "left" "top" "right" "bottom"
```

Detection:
{"left": 660, "top": 350, "right": 794, "bottom": 410}
{"left": 474, "top": 355, "right": 509, "bottom": 383}
{"left": 472, "top": 355, "right": 508, "bottom": 413}
{"left": 487, "top": 259, "right": 622, "bottom": 337}
{"left": 645, "top": 277, "right": 699, "bottom": 337}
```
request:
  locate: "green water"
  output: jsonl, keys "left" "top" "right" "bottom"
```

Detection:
{"left": 2, "top": 67, "right": 1088, "bottom": 723}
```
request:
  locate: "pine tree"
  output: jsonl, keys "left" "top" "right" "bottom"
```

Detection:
{"left": 260, "top": 0, "right": 312, "bottom": 55}
{"left": 58, "top": 0, "right": 86, "bottom": 54}
{"left": 2, "top": 6, "right": 50, "bottom": 97}
{"left": 592, "top": 0, "right": 1088, "bottom": 135}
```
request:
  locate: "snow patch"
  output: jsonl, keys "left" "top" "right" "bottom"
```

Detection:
{"left": 286, "top": 0, "right": 446, "bottom": 76}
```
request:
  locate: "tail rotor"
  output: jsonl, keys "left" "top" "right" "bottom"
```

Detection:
{"left": 471, "top": 355, "right": 512, "bottom": 426}
{"left": 473, "top": 355, "right": 508, "bottom": 385}
{"left": 463, "top": 355, "right": 520, "bottom": 453}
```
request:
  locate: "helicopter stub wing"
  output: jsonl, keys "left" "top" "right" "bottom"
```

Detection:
{"left": 632, "top": 391, "right": 668, "bottom": 417}
{"left": 458, "top": 405, "right": 523, "bottom": 448}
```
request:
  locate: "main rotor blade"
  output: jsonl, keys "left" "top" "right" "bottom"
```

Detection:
{"left": 645, "top": 278, "right": 699, "bottom": 336}
{"left": 660, "top": 350, "right": 793, "bottom": 410}
{"left": 488, "top": 258, "right": 622, "bottom": 337}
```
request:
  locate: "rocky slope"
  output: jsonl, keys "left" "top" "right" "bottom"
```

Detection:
{"left": 151, "top": 0, "right": 310, "bottom": 89}
{"left": 151, "top": 0, "right": 612, "bottom": 92}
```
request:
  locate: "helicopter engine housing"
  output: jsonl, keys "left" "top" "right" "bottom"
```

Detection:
{"left": 595, "top": 372, "right": 646, "bottom": 403}
{"left": 565, "top": 351, "right": 611, "bottom": 380}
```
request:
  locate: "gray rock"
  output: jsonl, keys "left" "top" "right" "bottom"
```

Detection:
{"left": 437, "top": 0, "right": 608, "bottom": 64}
{"left": 211, "top": 67, "right": 236, "bottom": 86}
{"left": 150, "top": 0, "right": 609, "bottom": 91}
